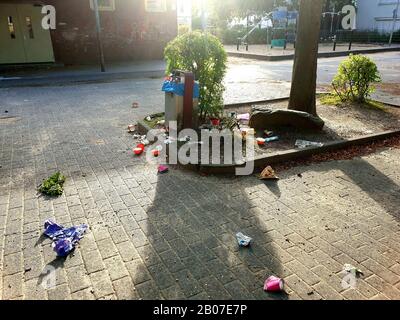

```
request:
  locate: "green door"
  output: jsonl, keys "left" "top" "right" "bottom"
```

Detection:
{"left": 0, "top": 4, "right": 26, "bottom": 64}
{"left": 17, "top": 4, "right": 55, "bottom": 63}
{"left": 0, "top": 3, "right": 54, "bottom": 64}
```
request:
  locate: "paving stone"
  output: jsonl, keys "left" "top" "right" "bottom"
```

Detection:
{"left": 113, "top": 276, "right": 139, "bottom": 300}
{"left": 90, "top": 270, "right": 114, "bottom": 299}
{"left": 2, "top": 84, "right": 400, "bottom": 300}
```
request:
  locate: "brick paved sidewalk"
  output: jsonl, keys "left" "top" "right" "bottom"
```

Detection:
{"left": 1, "top": 84, "right": 400, "bottom": 300}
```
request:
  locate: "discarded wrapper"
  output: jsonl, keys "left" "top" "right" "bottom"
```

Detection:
{"left": 236, "top": 232, "right": 252, "bottom": 247}
{"left": 343, "top": 264, "right": 364, "bottom": 277}
{"left": 157, "top": 120, "right": 166, "bottom": 125}
{"left": 178, "top": 136, "right": 191, "bottom": 142}
{"left": 259, "top": 166, "right": 279, "bottom": 180}
{"left": 295, "top": 139, "right": 323, "bottom": 149}
{"left": 265, "top": 136, "right": 279, "bottom": 143}
{"left": 264, "top": 130, "right": 274, "bottom": 137}
{"left": 237, "top": 113, "right": 250, "bottom": 121}
{"left": 127, "top": 124, "right": 136, "bottom": 133}
{"left": 158, "top": 165, "right": 169, "bottom": 174}
{"left": 264, "top": 276, "right": 284, "bottom": 292}
{"left": 43, "top": 220, "right": 88, "bottom": 257}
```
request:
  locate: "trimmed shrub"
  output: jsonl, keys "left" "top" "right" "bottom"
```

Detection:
{"left": 164, "top": 31, "right": 227, "bottom": 119}
{"left": 332, "top": 54, "right": 381, "bottom": 103}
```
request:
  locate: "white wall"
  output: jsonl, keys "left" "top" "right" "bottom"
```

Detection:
{"left": 357, "top": 0, "right": 400, "bottom": 33}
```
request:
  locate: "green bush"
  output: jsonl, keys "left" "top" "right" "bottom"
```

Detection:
{"left": 217, "top": 25, "right": 268, "bottom": 45}
{"left": 332, "top": 54, "right": 381, "bottom": 103}
{"left": 178, "top": 25, "right": 190, "bottom": 36}
{"left": 38, "top": 172, "right": 66, "bottom": 196}
{"left": 164, "top": 31, "right": 227, "bottom": 119}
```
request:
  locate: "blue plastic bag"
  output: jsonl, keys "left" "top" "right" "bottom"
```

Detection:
{"left": 44, "top": 220, "right": 88, "bottom": 257}
{"left": 162, "top": 80, "right": 200, "bottom": 98}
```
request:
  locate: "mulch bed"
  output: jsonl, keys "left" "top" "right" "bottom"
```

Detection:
{"left": 273, "top": 133, "right": 400, "bottom": 172}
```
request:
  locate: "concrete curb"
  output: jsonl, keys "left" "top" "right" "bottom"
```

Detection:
{"left": 227, "top": 46, "right": 400, "bottom": 61}
{"left": 199, "top": 130, "right": 400, "bottom": 174}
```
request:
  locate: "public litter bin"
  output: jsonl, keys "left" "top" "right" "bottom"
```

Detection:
{"left": 162, "top": 70, "right": 199, "bottom": 131}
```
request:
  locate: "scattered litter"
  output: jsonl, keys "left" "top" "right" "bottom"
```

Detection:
{"left": 152, "top": 150, "right": 160, "bottom": 157}
{"left": 264, "top": 276, "right": 284, "bottom": 292}
{"left": 152, "top": 145, "right": 163, "bottom": 157}
{"left": 158, "top": 165, "right": 169, "bottom": 174}
{"left": 132, "top": 102, "right": 139, "bottom": 108}
{"left": 178, "top": 136, "right": 191, "bottom": 142}
{"left": 43, "top": 220, "right": 88, "bottom": 257}
{"left": 343, "top": 264, "right": 364, "bottom": 277}
{"left": 157, "top": 120, "right": 165, "bottom": 125}
{"left": 146, "top": 116, "right": 152, "bottom": 121}
{"left": 127, "top": 124, "right": 136, "bottom": 133}
{"left": 264, "top": 130, "right": 274, "bottom": 137}
{"left": 259, "top": 166, "right": 279, "bottom": 180}
{"left": 257, "top": 138, "right": 266, "bottom": 146}
{"left": 295, "top": 139, "right": 324, "bottom": 149}
{"left": 265, "top": 136, "right": 279, "bottom": 143}
{"left": 133, "top": 143, "right": 145, "bottom": 155}
{"left": 237, "top": 113, "right": 250, "bottom": 121}
{"left": 164, "top": 137, "right": 175, "bottom": 145}
{"left": 236, "top": 232, "right": 252, "bottom": 247}
{"left": 141, "top": 139, "right": 150, "bottom": 146}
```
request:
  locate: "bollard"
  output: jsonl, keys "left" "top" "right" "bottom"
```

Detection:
{"left": 183, "top": 72, "right": 194, "bottom": 130}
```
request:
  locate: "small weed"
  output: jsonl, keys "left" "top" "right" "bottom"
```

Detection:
{"left": 38, "top": 172, "right": 66, "bottom": 196}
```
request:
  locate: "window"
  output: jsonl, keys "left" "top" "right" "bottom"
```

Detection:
{"left": 89, "top": 0, "right": 115, "bottom": 11}
{"left": 8, "top": 16, "right": 16, "bottom": 39}
{"left": 25, "top": 16, "right": 34, "bottom": 39}
{"left": 145, "top": 0, "right": 167, "bottom": 13}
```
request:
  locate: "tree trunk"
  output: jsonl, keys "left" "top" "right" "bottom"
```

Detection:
{"left": 288, "top": 0, "right": 323, "bottom": 116}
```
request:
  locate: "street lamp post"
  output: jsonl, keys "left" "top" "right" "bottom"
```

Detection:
{"left": 201, "top": 0, "right": 206, "bottom": 31}
{"left": 93, "top": 0, "right": 105, "bottom": 72}
{"left": 389, "top": 0, "right": 400, "bottom": 46}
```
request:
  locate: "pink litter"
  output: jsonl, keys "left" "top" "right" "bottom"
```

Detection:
{"left": 264, "top": 276, "right": 284, "bottom": 292}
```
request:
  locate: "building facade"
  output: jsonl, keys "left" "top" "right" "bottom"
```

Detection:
{"left": 357, "top": 0, "right": 400, "bottom": 33}
{"left": 0, "top": 0, "right": 178, "bottom": 65}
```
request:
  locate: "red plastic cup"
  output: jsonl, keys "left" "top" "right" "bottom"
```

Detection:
{"left": 264, "top": 276, "right": 284, "bottom": 292}
{"left": 210, "top": 118, "right": 220, "bottom": 126}
{"left": 257, "top": 138, "right": 266, "bottom": 146}
{"left": 133, "top": 148, "right": 143, "bottom": 155}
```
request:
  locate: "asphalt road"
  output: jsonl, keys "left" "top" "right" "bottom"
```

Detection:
{"left": 0, "top": 52, "right": 399, "bottom": 113}
{"left": 225, "top": 51, "right": 400, "bottom": 103}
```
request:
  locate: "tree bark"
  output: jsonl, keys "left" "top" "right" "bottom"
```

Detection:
{"left": 288, "top": 0, "right": 323, "bottom": 116}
